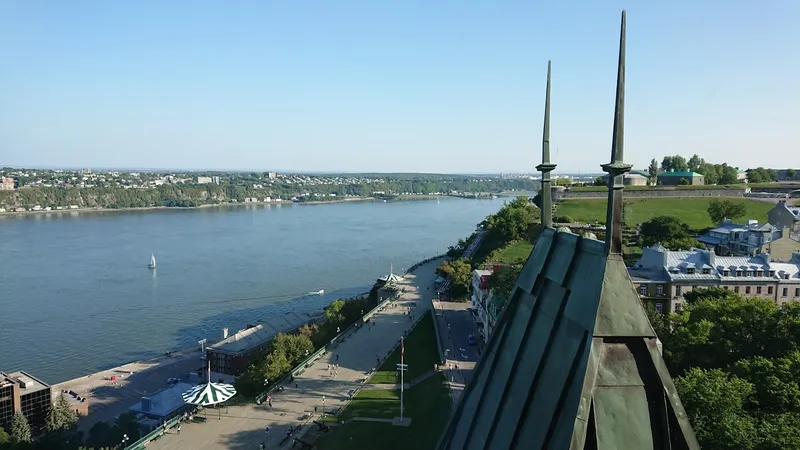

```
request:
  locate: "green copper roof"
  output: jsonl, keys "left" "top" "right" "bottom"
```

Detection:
{"left": 437, "top": 11, "right": 699, "bottom": 450}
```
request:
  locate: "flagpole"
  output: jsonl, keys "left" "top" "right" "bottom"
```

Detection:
{"left": 400, "top": 337, "right": 404, "bottom": 421}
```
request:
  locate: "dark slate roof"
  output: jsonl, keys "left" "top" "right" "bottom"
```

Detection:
{"left": 437, "top": 227, "right": 700, "bottom": 449}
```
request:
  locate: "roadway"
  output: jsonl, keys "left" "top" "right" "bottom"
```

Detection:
{"left": 433, "top": 301, "right": 480, "bottom": 406}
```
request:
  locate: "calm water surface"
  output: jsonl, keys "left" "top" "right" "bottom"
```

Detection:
{"left": 0, "top": 198, "right": 503, "bottom": 383}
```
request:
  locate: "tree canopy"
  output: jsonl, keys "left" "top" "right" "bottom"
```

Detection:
{"left": 639, "top": 216, "right": 702, "bottom": 250}
{"left": 708, "top": 199, "right": 748, "bottom": 224}
{"left": 655, "top": 288, "right": 800, "bottom": 449}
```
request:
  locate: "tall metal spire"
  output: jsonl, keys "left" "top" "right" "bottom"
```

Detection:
{"left": 601, "top": 10, "right": 632, "bottom": 255}
{"left": 536, "top": 60, "right": 556, "bottom": 228}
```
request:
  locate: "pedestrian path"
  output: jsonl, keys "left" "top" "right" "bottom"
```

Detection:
{"left": 145, "top": 258, "right": 443, "bottom": 450}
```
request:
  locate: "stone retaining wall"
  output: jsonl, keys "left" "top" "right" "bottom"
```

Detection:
{"left": 555, "top": 188, "right": 747, "bottom": 200}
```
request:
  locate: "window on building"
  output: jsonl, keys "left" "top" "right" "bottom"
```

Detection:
{"left": 784, "top": 288, "right": 789, "bottom": 297}
{"left": 687, "top": 267, "right": 695, "bottom": 275}
{"left": 675, "top": 303, "right": 683, "bottom": 312}
{"left": 639, "top": 285, "right": 647, "bottom": 296}
{"left": 724, "top": 286, "right": 729, "bottom": 290}
{"left": 746, "top": 286, "right": 751, "bottom": 294}
{"left": 735, "top": 286, "right": 740, "bottom": 293}
{"left": 757, "top": 286, "right": 762, "bottom": 294}
{"left": 723, "top": 270, "right": 729, "bottom": 277}
{"left": 655, "top": 303, "right": 663, "bottom": 313}
{"left": 736, "top": 270, "right": 742, "bottom": 277}
{"left": 796, "top": 288, "right": 800, "bottom": 297}
{"left": 746, "top": 271, "right": 752, "bottom": 277}
{"left": 768, "top": 286, "right": 773, "bottom": 295}
{"left": 676, "top": 286, "right": 682, "bottom": 296}
{"left": 656, "top": 285, "right": 663, "bottom": 296}
{"left": 757, "top": 270, "right": 763, "bottom": 277}
{"left": 770, "top": 270, "right": 776, "bottom": 277}
{"left": 702, "top": 268, "right": 711, "bottom": 274}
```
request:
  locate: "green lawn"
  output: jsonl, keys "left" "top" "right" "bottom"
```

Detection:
{"left": 485, "top": 240, "right": 534, "bottom": 266}
{"left": 368, "top": 311, "right": 440, "bottom": 384}
{"left": 555, "top": 197, "right": 773, "bottom": 229}
{"left": 314, "top": 373, "right": 452, "bottom": 450}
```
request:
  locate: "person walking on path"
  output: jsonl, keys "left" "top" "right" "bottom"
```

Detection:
{"left": 336, "top": 354, "right": 339, "bottom": 362}
{"left": 177, "top": 424, "right": 181, "bottom": 435}
{"left": 265, "top": 426, "right": 271, "bottom": 438}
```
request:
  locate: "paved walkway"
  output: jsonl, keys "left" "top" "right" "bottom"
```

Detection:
{"left": 145, "top": 258, "right": 443, "bottom": 450}
{"left": 55, "top": 344, "right": 208, "bottom": 431}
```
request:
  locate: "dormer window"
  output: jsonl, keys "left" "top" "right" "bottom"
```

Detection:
{"left": 686, "top": 268, "right": 695, "bottom": 275}
{"left": 723, "top": 270, "right": 730, "bottom": 277}
{"left": 702, "top": 268, "right": 711, "bottom": 275}
{"left": 770, "top": 270, "right": 775, "bottom": 277}
{"left": 785, "top": 273, "right": 791, "bottom": 280}
{"left": 746, "top": 271, "right": 752, "bottom": 277}
{"left": 757, "top": 270, "right": 763, "bottom": 277}
{"left": 736, "top": 270, "right": 742, "bottom": 277}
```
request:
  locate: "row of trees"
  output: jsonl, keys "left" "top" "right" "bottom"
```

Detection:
{"left": 234, "top": 294, "right": 377, "bottom": 397}
{"left": 0, "top": 178, "right": 538, "bottom": 209}
{"left": 649, "top": 288, "right": 800, "bottom": 449}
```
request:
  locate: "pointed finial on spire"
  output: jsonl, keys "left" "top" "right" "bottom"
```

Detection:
{"left": 601, "top": 10, "right": 633, "bottom": 255}
{"left": 536, "top": 60, "right": 557, "bottom": 228}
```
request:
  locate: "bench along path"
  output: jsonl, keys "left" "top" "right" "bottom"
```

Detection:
{"left": 146, "top": 257, "right": 442, "bottom": 450}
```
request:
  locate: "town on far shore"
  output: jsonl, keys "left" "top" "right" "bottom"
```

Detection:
{"left": 0, "top": 168, "right": 542, "bottom": 213}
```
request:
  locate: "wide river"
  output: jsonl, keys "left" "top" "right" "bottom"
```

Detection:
{"left": 0, "top": 197, "right": 505, "bottom": 383}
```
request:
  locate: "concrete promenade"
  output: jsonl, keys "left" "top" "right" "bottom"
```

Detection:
{"left": 54, "top": 344, "right": 207, "bottom": 431}
{"left": 145, "top": 257, "right": 443, "bottom": 450}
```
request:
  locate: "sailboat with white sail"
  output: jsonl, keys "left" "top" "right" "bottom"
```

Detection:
{"left": 148, "top": 253, "right": 156, "bottom": 269}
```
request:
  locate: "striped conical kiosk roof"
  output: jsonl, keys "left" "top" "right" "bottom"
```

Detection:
{"left": 182, "top": 382, "right": 237, "bottom": 406}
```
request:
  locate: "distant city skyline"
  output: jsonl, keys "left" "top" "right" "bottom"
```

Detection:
{"left": 1, "top": 1, "right": 798, "bottom": 173}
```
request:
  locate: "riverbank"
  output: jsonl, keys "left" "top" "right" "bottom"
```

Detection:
{"left": 0, "top": 201, "right": 294, "bottom": 218}
{"left": 50, "top": 254, "right": 443, "bottom": 430}
{"left": 0, "top": 194, "right": 457, "bottom": 216}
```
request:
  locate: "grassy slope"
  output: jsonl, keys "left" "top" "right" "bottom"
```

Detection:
{"left": 485, "top": 240, "right": 534, "bottom": 265}
{"left": 369, "top": 311, "right": 440, "bottom": 384}
{"left": 314, "top": 374, "right": 451, "bottom": 450}
{"left": 555, "top": 197, "right": 774, "bottom": 229}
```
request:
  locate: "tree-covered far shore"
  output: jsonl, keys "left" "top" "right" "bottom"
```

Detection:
{"left": 0, "top": 177, "right": 537, "bottom": 210}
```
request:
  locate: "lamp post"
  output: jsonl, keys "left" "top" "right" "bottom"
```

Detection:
{"left": 321, "top": 395, "right": 326, "bottom": 419}
{"left": 120, "top": 433, "right": 129, "bottom": 448}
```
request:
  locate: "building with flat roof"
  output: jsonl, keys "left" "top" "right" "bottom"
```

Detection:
{"left": 657, "top": 169, "right": 705, "bottom": 185}
{"left": 0, "top": 371, "right": 52, "bottom": 432}
{"left": 207, "top": 308, "right": 323, "bottom": 375}
{"left": 128, "top": 382, "right": 194, "bottom": 425}
{"left": 0, "top": 177, "right": 14, "bottom": 190}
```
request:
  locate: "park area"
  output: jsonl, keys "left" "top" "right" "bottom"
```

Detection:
{"left": 555, "top": 197, "right": 774, "bottom": 229}
{"left": 311, "top": 310, "right": 451, "bottom": 449}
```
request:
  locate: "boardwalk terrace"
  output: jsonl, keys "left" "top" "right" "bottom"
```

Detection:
{"left": 0, "top": 371, "right": 52, "bottom": 431}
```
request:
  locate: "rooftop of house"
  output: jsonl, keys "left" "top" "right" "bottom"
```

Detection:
{"left": 474, "top": 269, "right": 493, "bottom": 277}
{"left": 209, "top": 311, "right": 319, "bottom": 355}
{"left": 629, "top": 245, "right": 800, "bottom": 282}
{"left": 698, "top": 219, "right": 776, "bottom": 245}
{"left": 775, "top": 201, "right": 800, "bottom": 220}
{"left": 128, "top": 382, "right": 194, "bottom": 418}
{"left": 658, "top": 170, "right": 704, "bottom": 177}
{"left": 0, "top": 371, "right": 50, "bottom": 394}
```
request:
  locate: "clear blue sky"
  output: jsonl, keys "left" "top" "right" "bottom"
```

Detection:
{"left": 1, "top": 1, "right": 798, "bottom": 174}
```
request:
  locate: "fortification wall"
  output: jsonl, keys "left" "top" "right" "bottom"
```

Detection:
{"left": 555, "top": 188, "right": 747, "bottom": 200}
